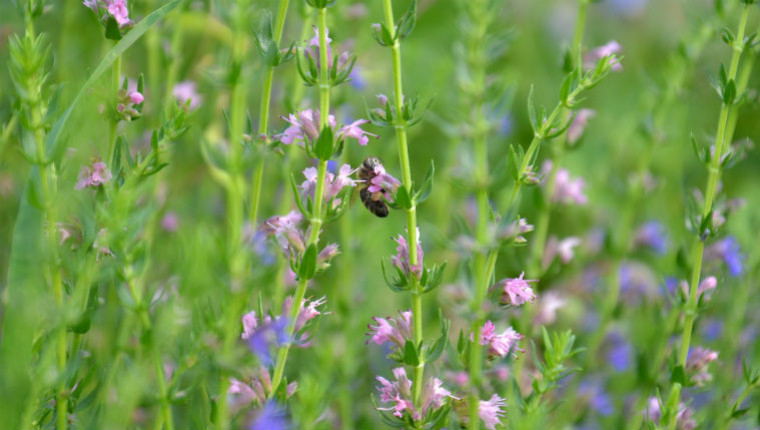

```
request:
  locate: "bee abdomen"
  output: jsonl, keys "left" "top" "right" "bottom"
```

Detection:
{"left": 360, "top": 187, "right": 389, "bottom": 218}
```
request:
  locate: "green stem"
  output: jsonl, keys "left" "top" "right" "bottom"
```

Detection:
{"left": 270, "top": 7, "right": 331, "bottom": 395}
{"left": 216, "top": 1, "right": 251, "bottom": 427}
{"left": 107, "top": 54, "right": 121, "bottom": 165}
{"left": 382, "top": 0, "right": 425, "bottom": 406}
{"left": 667, "top": 5, "right": 751, "bottom": 430}
{"left": 250, "top": 0, "right": 291, "bottom": 226}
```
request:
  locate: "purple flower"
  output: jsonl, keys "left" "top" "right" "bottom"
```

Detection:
{"left": 249, "top": 402, "right": 291, "bottom": 430}
{"left": 606, "top": 330, "right": 632, "bottom": 372}
{"left": 567, "top": 109, "right": 596, "bottom": 144}
{"left": 173, "top": 80, "right": 202, "bottom": 110}
{"left": 478, "top": 320, "right": 524, "bottom": 359}
{"left": 579, "top": 379, "right": 613, "bottom": 416}
{"left": 644, "top": 397, "right": 696, "bottom": 430}
{"left": 478, "top": 394, "right": 507, "bottom": 430}
{"left": 634, "top": 221, "right": 668, "bottom": 254}
{"left": 75, "top": 161, "right": 112, "bottom": 190}
{"left": 686, "top": 347, "right": 718, "bottom": 386}
{"left": 583, "top": 40, "right": 623, "bottom": 71}
{"left": 300, "top": 163, "right": 360, "bottom": 208}
{"left": 366, "top": 310, "right": 413, "bottom": 351}
{"left": 262, "top": 210, "right": 305, "bottom": 256}
{"left": 277, "top": 109, "right": 335, "bottom": 145}
{"left": 498, "top": 272, "right": 537, "bottom": 306}
{"left": 705, "top": 236, "right": 744, "bottom": 276}
{"left": 375, "top": 367, "right": 454, "bottom": 420}
{"left": 392, "top": 229, "right": 424, "bottom": 278}
{"left": 161, "top": 212, "right": 179, "bottom": 232}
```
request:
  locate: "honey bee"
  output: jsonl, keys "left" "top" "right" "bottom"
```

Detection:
{"left": 358, "top": 156, "right": 390, "bottom": 218}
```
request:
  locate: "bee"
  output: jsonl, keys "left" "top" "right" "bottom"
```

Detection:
{"left": 358, "top": 156, "right": 390, "bottom": 218}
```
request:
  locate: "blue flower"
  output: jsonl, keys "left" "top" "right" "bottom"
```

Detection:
{"left": 249, "top": 402, "right": 290, "bottom": 430}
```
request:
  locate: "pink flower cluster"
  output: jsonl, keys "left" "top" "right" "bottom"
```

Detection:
{"left": 478, "top": 395, "right": 507, "bottom": 430}
{"left": 300, "top": 164, "right": 360, "bottom": 207}
{"left": 376, "top": 367, "right": 454, "bottom": 420}
{"left": 366, "top": 310, "right": 413, "bottom": 351}
{"left": 583, "top": 40, "right": 623, "bottom": 71}
{"left": 686, "top": 346, "right": 719, "bottom": 386}
{"left": 498, "top": 272, "right": 537, "bottom": 306}
{"left": 392, "top": 229, "right": 424, "bottom": 278}
{"left": 75, "top": 161, "right": 112, "bottom": 190}
{"left": 644, "top": 397, "right": 696, "bottom": 430}
{"left": 478, "top": 321, "right": 524, "bottom": 360}
{"left": 366, "top": 162, "right": 401, "bottom": 202}
{"left": 83, "top": 0, "right": 132, "bottom": 28}
{"left": 542, "top": 161, "right": 588, "bottom": 205}
{"left": 277, "top": 109, "right": 377, "bottom": 147}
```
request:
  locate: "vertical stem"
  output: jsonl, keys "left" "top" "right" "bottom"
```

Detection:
{"left": 381, "top": 0, "right": 425, "bottom": 405}
{"left": 251, "top": 0, "right": 291, "bottom": 226}
{"left": 216, "top": 1, "right": 251, "bottom": 427}
{"left": 463, "top": 0, "right": 493, "bottom": 426}
{"left": 107, "top": 54, "right": 122, "bottom": 164}
{"left": 270, "top": 6, "right": 331, "bottom": 395}
{"left": 667, "top": 5, "right": 751, "bottom": 429}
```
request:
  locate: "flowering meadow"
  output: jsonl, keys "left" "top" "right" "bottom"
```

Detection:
{"left": 2, "top": 0, "right": 760, "bottom": 429}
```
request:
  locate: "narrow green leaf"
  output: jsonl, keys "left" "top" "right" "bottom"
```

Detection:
{"left": 46, "top": 0, "right": 183, "bottom": 162}
{"left": 299, "top": 244, "right": 318, "bottom": 280}
{"left": 404, "top": 340, "right": 420, "bottom": 366}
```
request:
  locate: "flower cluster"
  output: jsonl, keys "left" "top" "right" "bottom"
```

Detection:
{"left": 366, "top": 310, "right": 413, "bottom": 353}
{"left": 173, "top": 80, "right": 202, "bottom": 110}
{"left": 583, "top": 41, "right": 623, "bottom": 71}
{"left": 497, "top": 272, "right": 537, "bottom": 306}
{"left": 241, "top": 296, "right": 326, "bottom": 363}
{"left": 567, "top": 109, "right": 596, "bottom": 144}
{"left": 634, "top": 221, "right": 669, "bottom": 254}
{"left": 376, "top": 367, "right": 455, "bottom": 421}
{"left": 363, "top": 161, "right": 401, "bottom": 202}
{"left": 299, "top": 27, "right": 356, "bottom": 86}
{"left": 644, "top": 397, "right": 696, "bottom": 430}
{"left": 686, "top": 346, "right": 719, "bottom": 386}
{"left": 75, "top": 160, "right": 112, "bottom": 190}
{"left": 704, "top": 236, "right": 744, "bottom": 276}
{"left": 478, "top": 395, "right": 507, "bottom": 430}
{"left": 541, "top": 161, "right": 588, "bottom": 205}
{"left": 83, "top": 0, "right": 133, "bottom": 29}
{"left": 115, "top": 87, "right": 144, "bottom": 121}
{"left": 392, "top": 229, "right": 424, "bottom": 278}
{"left": 277, "top": 109, "right": 377, "bottom": 147}
{"left": 477, "top": 320, "right": 524, "bottom": 360}
{"left": 300, "top": 164, "right": 359, "bottom": 208}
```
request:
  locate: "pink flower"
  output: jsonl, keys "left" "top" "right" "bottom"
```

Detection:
{"left": 107, "top": 0, "right": 131, "bottom": 27}
{"left": 479, "top": 394, "right": 507, "bottom": 430}
{"left": 567, "top": 109, "right": 595, "bottom": 144}
{"left": 584, "top": 40, "right": 622, "bottom": 71}
{"left": 161, "top": 212, "right": 179, "bottom": 232}
{"left": 534, "top": 292, "right": 566, "bottom": 325}
{"left": 129, "top": 91, "right": 144, "bottom": 105}
{"left": 376, "top": 367, "right": 454, "bottom": 420}
{"left": 392, "top": 229, "right": 424, "bottom": 278}
{"left": 337, "top": 119, "right": 378, "bottom": 146}
{"left": 367, "top": 162, "right": 401, "bottom": 202}
{"left": 686, "top": 347, "right": 719, "bottom": 386}
{"left": 542, "top": 161, "right": 588, "bottom": 205}
{"left": 300, "top": 164, "right": 360, "bottom": 206}
{"left": 644, "top": 397, "right": 696, "bottom": 430}
{"left": 277, "top": 109, "right": 335, "bottom": 145}
{"left": 478, "top": 321, "right": 524, "bottom": 359}
{"left": 544, "top": 236, "right": 582, "bottom": 266}
{"left": 75, "top": 161, "right": 112, "bottom": 190}
{"left": 366, "top": 310, "right": 413, "bottom": 350}
{"left": 263, "top": 210, "right": 305, "bottom": 256}
{"left": 293, "top": 296, "right": 326, "bottom": 333}
{"left": 498, "top": 272, "right": 537, "bottom": 306}
{"left": 173, "top": 80, "right": 202, "bottom": 110}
